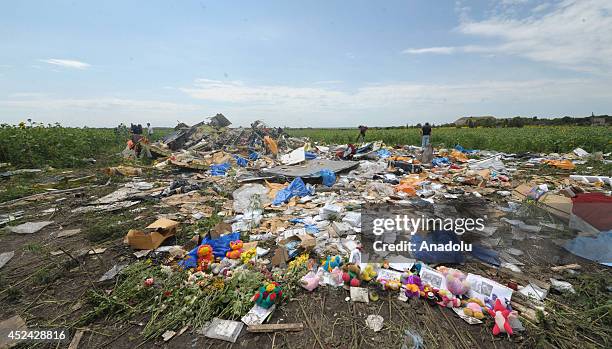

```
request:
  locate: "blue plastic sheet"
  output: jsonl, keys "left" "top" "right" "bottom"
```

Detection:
{"left": 248, "top": 151, "right": 260, "bottom": 161}
{"left": 233, "top": 155, "right": 248, "bottom": 167}
{"left": 432, "top": 157, "right": 450, "bottom": 167}
{"left": 410, "top": 230, "right": 466, "bottom": 264}
{"left": 305, "top": 151, "right": 317, "bottom": 160}
{"left": 318, "top": 169, "right": 336, "bottom": 187}
{"left": 210, "top": 162, "right": 231, "bottom": 176}
{"left": 305, "top": 224, "right": 319, "bottom": 234}
{"left": 377, "top": 149, "right": 391, "bottom": 158}
{"left": 272, "top": 177, "right": 314, "bottom": 205}
{"left": 454, "top": 144, "right": 478, "bottom": 154}
{"left": 179, "top": 232, "right": 241, "bottom": 268}
{"left": 564, "top": 231, "right": 612, "bottom": 266}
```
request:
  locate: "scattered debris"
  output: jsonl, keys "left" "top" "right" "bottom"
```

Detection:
{"left": 8, "top": 220, "right": 53, "bottom": 234}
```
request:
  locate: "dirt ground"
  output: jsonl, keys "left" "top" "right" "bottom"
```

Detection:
{"left": 0, "top": 168, "right": 610, "bottom": 349}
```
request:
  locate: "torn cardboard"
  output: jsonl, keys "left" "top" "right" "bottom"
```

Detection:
{"left": 125, "top": 218, "right": 179, "bottom": 250}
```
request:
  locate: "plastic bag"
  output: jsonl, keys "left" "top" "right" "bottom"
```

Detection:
{"left": 210, "top": 162, "right": 231, "bottom": 176}
{"left": 318, "top": 169, "right": 336, "bottom": 187}
{"left": 233, "top": 155, "right": 248, "bottom": 167}
{"left": 272, "top": 177, "right": 314, "bottom": 205}
{"left": 232, "top": 184, "right": 270, "bottom": 213}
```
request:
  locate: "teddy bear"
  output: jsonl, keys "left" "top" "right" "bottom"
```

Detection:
{"left": 360, "top": 264, "right": 378, "bottom": 282}
{"left": 463, "top": 299, "right": 485, "bottom": 320}
{"left": 322, "top": 255, "right": 342, "bottom": 272}
{"left": 196, "top": 244, "right": 214, "bottom": 271}
{"left": 252, "top": 281, "right": 282, "bottom": 309}
{"left": 341, "top": 263, "right": 361, "bottom": 287}
{"left": 225, "top": 240, "right": 243, "bottom": 259}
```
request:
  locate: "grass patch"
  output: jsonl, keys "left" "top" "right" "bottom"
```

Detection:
{"left": 83, "top": 212, "right": 141, "bottom": 243}
{"left": 23, "top": 242, "right": 44, "bottom": 253}
{"left": 33, "top": 265, "right": 64, "bottom": 285}
{"left": 527, "top": 271, "right": 612, "bottom": 348}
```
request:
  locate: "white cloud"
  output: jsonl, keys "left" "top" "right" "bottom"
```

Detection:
{"left": 0, "top": 97, "right": 197, "bottom": 112}
{"left": 407, "top": 1, "right": 612, "bottom": 73}
{"left": 458, "top": 0, "right": 612, "bottom": 72}
{"left": 40, "top": 59, "right": 91, "bottom": 70}
{"left": 177, "top": 77, "right": 612, "bottom": 126}
{"left": 402, "top": 46, "right": 457, "bottom": 54}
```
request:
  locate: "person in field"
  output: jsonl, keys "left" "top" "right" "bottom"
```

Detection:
{"left": 147, "top": 122, "right": 154, "bottom": 137}
{"left": 421, "top": 122, "right": 431, "bottom": 148}
{"left": 356, "top": 125, "right": 368, "bottom": 143}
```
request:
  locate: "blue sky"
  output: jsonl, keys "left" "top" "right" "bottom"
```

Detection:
{"left": 1, "top": 0, "right": 611, "bottom": 127}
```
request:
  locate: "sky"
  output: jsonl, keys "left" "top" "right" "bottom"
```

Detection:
{"left": 0, "top": 0, "right": 611, "bottom": 127}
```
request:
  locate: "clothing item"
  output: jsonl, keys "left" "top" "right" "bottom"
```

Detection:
{"left": 422, "top": 124, "right": 431, "bottom": 136}
{"left": 421, "top": 135, "right": 430, "bottom": 148}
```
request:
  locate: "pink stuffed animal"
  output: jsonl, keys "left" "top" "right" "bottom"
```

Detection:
{"left": 487, "top": 299, "right": 517, "bottom": 336}
{"left": 437, "top": 289, "right": 461, "bottom": 308}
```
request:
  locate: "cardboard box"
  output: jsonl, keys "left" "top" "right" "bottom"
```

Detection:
{"left": 125, "top": 218, "right": 179, "bottom": 250}
{"left": 271, "top": 234, "right": 315, "bottom": 266}
{"left": 539, "top": 193, "right": 572, "bottom": 220}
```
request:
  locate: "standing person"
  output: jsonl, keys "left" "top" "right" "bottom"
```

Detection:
{"left": 421, "top": 122, "right": 432, "bottom": 148}
{"left": 147, "top": 122, "right": 154, "bottom": 137}
{"left": 356, "top": 125, "right": 368, "bottom": 143}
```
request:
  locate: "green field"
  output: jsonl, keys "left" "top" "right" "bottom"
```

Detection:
{"left": 1, "top": 125, "right": 610, "bottom": 170}
{"left": 0, "top": 124, "right": 169, "bottom": 169}
{"left": 287, "top": 126, "right": 612, "bottom": 153}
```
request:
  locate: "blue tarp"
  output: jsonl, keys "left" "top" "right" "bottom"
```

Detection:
{"left": 564, "top": 231, "right": 612, "bottom": 266}
{"left": 272, "top": 177, "right": 315, "bottom": 205}
{"left": 233, "top": 155, "right": 248, "bottom": 167}
{"left": 210, "top": 162, "right": 231, "bottom": 176}
{"left": 318, "top": 169, "right": 336, "bottom": 187}
{"left": 432, "top": 157, "right": 450, "bottom": 167}
{"left": 454, "top": 144, "right": 479, "bottom": 154}
{"left": 410, "top": 230, "right": 466, "bottom": 264}
{"left": 179, "top": 232, "right": 241, "bottom": 268}
{"left": 248, "top": 151, "right": 260, "bottom": 161}
{"left": 377, "top": 149, "right": 391, "bottom": 158}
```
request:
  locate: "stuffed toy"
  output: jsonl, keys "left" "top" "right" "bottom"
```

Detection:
{"left": 360, "top": 264, "right": 378, "bottom": 282}
{"left": 300, "top": 271, "right": 320, "bottom": 292}
{"left": 437, "top": 289, "right": 461, "bottom": 308}
{"left": 487, "top": 299, "right": 517, "bottom": 336}
{"left": 437, "top": 266, "right": 470, "bottom": 296}
{"left": 252, "top": 281, "right": 282, "bottom": 309}
{"left": 463, "top": 301, "right": 485, "bottom": 319}
{"left": 225, "top": 240, "right": 243, "bottom": 259}
{"left": 341, "top": 263, "right": 361, "bottom": 287}
{"left": 322, "top": 255, "right": 342, "bottom": 272}
{"left": 403, "top": 274, "right": 423, "bottom": 298}
{"left": 380, "top": 279, "right": 401, "bottom": 291}
{"left": 240, "top": 248, "right": 256, "bottom": 264}
{"left": 196, "top": 244, "right": 214, "bottom": 271}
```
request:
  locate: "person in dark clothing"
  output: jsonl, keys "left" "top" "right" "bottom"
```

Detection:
{"left": 421, "top": 122, "right": 431, "bottom": 147}
{"left": 356, "top": 125, "right": 368, "bottom": 143}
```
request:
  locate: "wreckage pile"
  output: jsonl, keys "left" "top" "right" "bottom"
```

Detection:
{"left": 22, "top": 116, "right": 609, "bottom": 345}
